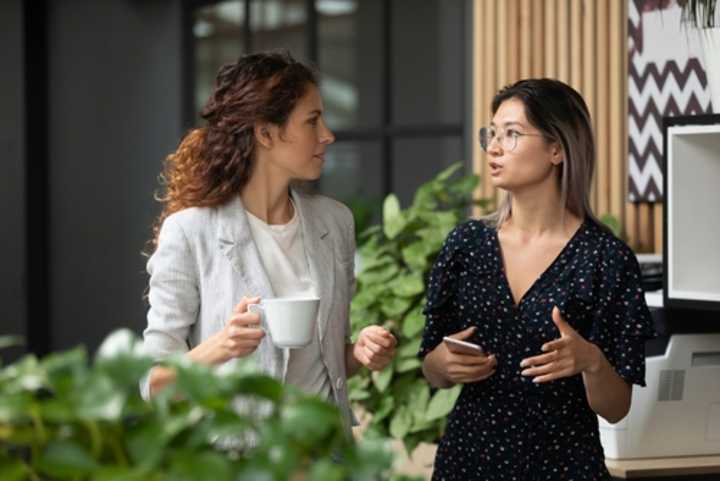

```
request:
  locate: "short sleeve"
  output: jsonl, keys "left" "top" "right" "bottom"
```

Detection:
{"left": 418, "top": 226, "right": 465, "bottom": 358}
{"left": 591, "top": 243, "right": 656, "bottom": 386}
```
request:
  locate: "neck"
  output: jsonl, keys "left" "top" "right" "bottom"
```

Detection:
{"left": 241, "top": 161, "right": 293, "bottom": 225}
{"left": 504, "top": 179, "right": 575, "bottom": 238}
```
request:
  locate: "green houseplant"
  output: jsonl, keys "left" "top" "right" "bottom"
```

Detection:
{"left": 0, "top": 331, "right": 413, "bottom": 481}
{"left": 348, "top": 163, "right": 487, "bottom": 455}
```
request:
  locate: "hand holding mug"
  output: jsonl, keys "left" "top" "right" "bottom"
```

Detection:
{"left": 215, "top": 296, "right": 265, "bottom": 362}
{"left": 353, "top": 326, "right": 397, "bottom": 371}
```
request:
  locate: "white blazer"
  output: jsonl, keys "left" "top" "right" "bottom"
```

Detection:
{"left": 141, "top": 189, "right": 356, "bottom": 434}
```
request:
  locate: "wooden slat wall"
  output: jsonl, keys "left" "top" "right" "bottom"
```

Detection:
{"left": 472, "top": 0, "right": 661, "bottom": 253}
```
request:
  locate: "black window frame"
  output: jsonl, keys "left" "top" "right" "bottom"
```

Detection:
{"left": 182, "top": 0, "right": 468, "bottom": 199}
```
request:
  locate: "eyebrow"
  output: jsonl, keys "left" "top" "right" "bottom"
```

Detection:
{"left": 307, "top": 109, "right": 323, "bottom": 117}
{"left": 490, "top": 120, "right": 527, "bottom": 128}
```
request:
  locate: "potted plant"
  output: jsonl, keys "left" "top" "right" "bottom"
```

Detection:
{"left": 347, "top": 164, "right": 487, "bottom": 468}
{"left": 0, "top": 331, "right": 415, "bottom": 481}
{"left": 678, "top": 0, "right": 720, "bottom": 110}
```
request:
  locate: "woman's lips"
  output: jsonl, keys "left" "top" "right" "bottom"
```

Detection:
{"left": 489, "top": 161, "right": 502, "bottom": 176}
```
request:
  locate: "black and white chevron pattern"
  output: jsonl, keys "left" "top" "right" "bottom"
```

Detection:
{"left": 628, "top": 0, "right": 713, "bottom": 201}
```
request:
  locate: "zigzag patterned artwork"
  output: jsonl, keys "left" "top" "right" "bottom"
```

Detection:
{"left": 628, "top": 0, "right": 713, "bottom": 201}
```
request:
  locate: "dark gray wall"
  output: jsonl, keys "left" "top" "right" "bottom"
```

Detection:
{"left": 0, "top": 0, "right": 27, "bottom": 355}
{"left": 48, "top": 0, "right": 184, "bottom": 352}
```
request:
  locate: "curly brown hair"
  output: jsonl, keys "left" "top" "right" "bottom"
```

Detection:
{"left": 148, "top": 51, "right": 318, "bottom": 252}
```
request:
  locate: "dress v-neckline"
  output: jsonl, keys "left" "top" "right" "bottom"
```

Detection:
{"left": 493, "top": 218, "right": 587, "bottom": 309}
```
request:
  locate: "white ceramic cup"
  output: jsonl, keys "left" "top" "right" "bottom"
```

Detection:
{"left": 248, "top": 297, "right": 320, "bottom": 349}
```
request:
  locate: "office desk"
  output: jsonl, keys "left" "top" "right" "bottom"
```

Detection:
{"left": 606, "top": 455, "right": 720, "bottom": 480}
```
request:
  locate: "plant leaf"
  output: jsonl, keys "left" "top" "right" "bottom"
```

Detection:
{"left": 371, "top": 364, "right": 393, "bottom": 392}
{"left": 435, "top": 163, "right": 463, "bottom": 181}
{"left": 391, "top": 273, "right": 424, "bottom": 298}
{"left": 35, "top": 440, "right": 99, "bottom": 479}
{"left": 397, "top": 338, "right": 422, "bottom": 359}
{"left": 425, "top": 384, "right": 462, "bottom": 422}
{"left": 395, "top": 358, "right": 421, "bottom": 373}
{"left": 400, "top": 306, "right": 426, "bottom": 339}
{"left": 389, "top": 405, "right": 412, "bottom": 439}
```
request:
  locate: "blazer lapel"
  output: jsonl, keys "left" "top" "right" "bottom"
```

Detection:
{"left": 216, "top": 196, "right": 276, "bottom": 303}
{"left": 292, "top": 190, "right": 335, "bottom": 344}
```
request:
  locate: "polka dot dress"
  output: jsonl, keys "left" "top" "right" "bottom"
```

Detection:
{"left": 418, "top": 218, "right": 655, "bottom": 481}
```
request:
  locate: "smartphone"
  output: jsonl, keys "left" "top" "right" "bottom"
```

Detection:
{"left": 443, "top": 336, "right": 484, "bottom": 355}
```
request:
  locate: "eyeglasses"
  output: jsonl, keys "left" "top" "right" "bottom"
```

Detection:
{"left": 478, "top": 126, "right": 544, "bottom": 152}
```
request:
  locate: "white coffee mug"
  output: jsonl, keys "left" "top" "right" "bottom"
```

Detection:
{"left": 248, "top": 297, "right": 320, "bottom": 349}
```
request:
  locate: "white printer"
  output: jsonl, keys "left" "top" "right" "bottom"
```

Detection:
{"left": 600, "top": 115, "right": 720, "bottom": 459}
{"left": 599, "top": 290, "right": 720, "bottom": 459}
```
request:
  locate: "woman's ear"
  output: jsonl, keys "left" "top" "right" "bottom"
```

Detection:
{"left": 254, "top": 123, "right": 274, "bottom": 149}
{"left": 551, "top": 143, "right": 564, "bottom": 165}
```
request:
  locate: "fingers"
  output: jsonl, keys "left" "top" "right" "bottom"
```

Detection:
{"left": 447, "top": 351, "right": 493, "bottom": 366}
{"left": 520, "top": 358, "right": 568, "bottom": 377}
{"left": 448, "top": 326, "right": 477, "bottom": 341}
{"left": 532, "top": 367, "right": 575, "bottom": 384}
{"left": 541, "top": 338, "right": 567, "bottom": 353}
{"left": 233, "top": 296, "right": 261, "bottom": 314}
{"left": 448, "top": 356, "right": 497, "bottom": 383}
{"left": 227, "top": 325, "right": 265, "bottom": 340}
{"left": 520, "top": 349, "right": 560, "bottom": 368}
{"left": 227, "top": 311, "right": 262, "bottom": 328}
{"left": 362, "top": 326, "right": 397, "bottom": 349}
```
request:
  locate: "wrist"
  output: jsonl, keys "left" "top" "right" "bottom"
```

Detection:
{"left": 584, "top": 342, "right": 605, "bottom": 374}
{"left": 189, "top": 333, "right": 227, "bottom": 365}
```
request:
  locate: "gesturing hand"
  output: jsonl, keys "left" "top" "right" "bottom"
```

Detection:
{"left": 353, "top": 326, "right": 397, "bottom": 371}
{"left": 520, "top": 306, "right": 602, "bottom": 383}
{"left": 433, "top": 326, "right": 497, "bottom": 384}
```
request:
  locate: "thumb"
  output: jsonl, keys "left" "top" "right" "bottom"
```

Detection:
{"left": 552, "top": 306, "right": 571, "bottom": 334}
{"left": 449, "top": 326, "right": 477, "bottom": 340}
{"left": 234, "top": 296, "right": 261, "bottom": 314}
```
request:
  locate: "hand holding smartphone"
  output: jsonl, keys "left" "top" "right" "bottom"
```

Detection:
{"left": 443, "top": 336, "right": 485, "bottom": 355}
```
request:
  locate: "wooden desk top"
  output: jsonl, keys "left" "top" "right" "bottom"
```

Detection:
{"left": 606, "top": 455, "right": 720, "bottom": 478}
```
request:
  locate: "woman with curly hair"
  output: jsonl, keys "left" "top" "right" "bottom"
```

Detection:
{"left": 141, "top": 51, "right": 396, "bottom": 435}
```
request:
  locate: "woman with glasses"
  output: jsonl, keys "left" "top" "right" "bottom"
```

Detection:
{"left": 140, "top": 51, "right": 396, "bottom": 437}
{"left": 419, "top": 78, "right": 654, "bottom": 480}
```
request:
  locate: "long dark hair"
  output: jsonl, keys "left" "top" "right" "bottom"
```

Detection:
{"left": 148, "top": 51, "right": 317, "bottom": 251}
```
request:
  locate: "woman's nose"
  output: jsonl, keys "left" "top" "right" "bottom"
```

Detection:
{"left": 319, "top": 121, "right": 335, "bottom": 144}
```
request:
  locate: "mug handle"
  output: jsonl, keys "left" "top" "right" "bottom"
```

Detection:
{"left": 247, "top": 302, "right": 263, "bottom": 319}
{"left": 247, "top": 303, "right": 266, "bottom": 333}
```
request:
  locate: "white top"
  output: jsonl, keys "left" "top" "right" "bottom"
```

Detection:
{"left": 246, "top": 202, "right": 332, "bottom": 400}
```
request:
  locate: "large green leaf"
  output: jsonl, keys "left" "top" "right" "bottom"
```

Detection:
{"left": 372, "top": 395, "right": 395, "bottom": 424}
{"left": 391, "top": 273, "right": 424, "bottom": 298}
{"left": 449, "top": 174, "right": 480, "bottom": 196}
{"left": 425, "top": 384, "right": 462, "bottom": 422}
{"left": 401, "top": 241, "right": 431, "bottom": 271}
{"left": 435, "top": 163, "right": 463, "bottom": 181}
{"left": 400, "top": 306, "right": 426, "bottom": 339}
{"left": 395, "top": 358, "right": 421, "bottom": 373}
{"left": 281, "top": 398, "right": 341, "bottom": 444}
{"left": 35, "top": 440, "right": 99, "bottom": 479}
{"left": 380, "top": 296, "right": 412, "bottom": 319}
{"left": 383, "top": 194, "right": 401, "bottom": 222}
{"left": 358, "top": 263, "right": 399, "bottom": 285}
{"left": 397, "top": 338, "right": 422, "bottom": 359}
{"left": 0, "top": 458, "right": 28, "bottom": 481}
{"left": 371, "top": 364, "right": 393, "bottom": 392}
{"left": 389, "top": 405, "right": 412, "bottom": 439}
{"left": 169, "top": 449, "right": 233, "bottom": 481}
